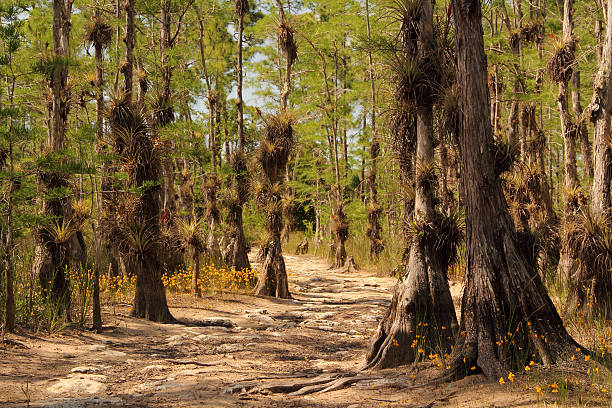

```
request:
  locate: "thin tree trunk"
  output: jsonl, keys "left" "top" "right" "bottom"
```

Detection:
{"left": 229, "top": 0, "right": 251, "bottom": 272}
{"left": 556, "top": 0, "right": 579, "bottom": 282}
{"left": 365, "top": 0, "right": 383, "bottom": 259}
{"left": 196, "top": 7, "right": 217, "bottom": 171}
{"left": 192, "top": 246, "right": 201, "bottom": 298}
{"left": 3, "top": 76, "right": 16, "bottom": 331}
{"left": 34, "top": 0, "right": 87, "bottom": 319}
{"left": 123, "top": 0, "right": 135, "bottom": 102}
{"left": 571, "top": 71, "right": 593, "bottom": 179}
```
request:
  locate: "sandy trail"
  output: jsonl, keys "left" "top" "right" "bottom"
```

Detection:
{"left": 1, "top": 252, "right": 537, "bottom": 407}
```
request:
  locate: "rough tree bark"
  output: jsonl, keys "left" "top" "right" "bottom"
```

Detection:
{"left": 565, "top": 0, "right": 612, "bottom": 316}
{"left": 447, "top": 0, "right": 581, "bottom": 380}
{"left": 589, "top": 0, "right": 612, "bottom": 216}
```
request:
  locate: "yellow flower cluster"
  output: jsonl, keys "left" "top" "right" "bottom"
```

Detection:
{"left": 161, "top": 266, "right": 193, "bottom": 293}
{"left": 162, "top": 264, "right": 258, "bottom": 295}
{"left": 99, "top": 274, "right": 136, "bottom": 302}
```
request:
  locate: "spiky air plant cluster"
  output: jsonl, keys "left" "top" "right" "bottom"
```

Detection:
{"left": 407, "top": 209, "right": 464, "bottom": 272}
{"left": 440, "top": 87, "right": 459, "bottom": 141}
{"left": 150, "top": 88, "right": 175, "bottom": 128}
{"left": 84, "top": 15, "right": 112, "bottom": 51}
{"left": 547, "top": 38, "right": 576, "bottom": 84}
{"left": 201, "top": 173, "right": 223, "bottom": 265}
{"left": 102, "top": 94, "right": 161, "bottom": 252}
{"left": 137, "top": 69, "right": 149, "bottom": 100}
{"left": 35, "top": 170, "right": 80, "bottom": 306}
{"left": 388, "top": 0, "right": 423, "bottom": 49}
{"left": 226, "top": 151, "right": 250, "bottom": 219}
{"left": 203, "top": 174, "right": 221, "bottom": 223}
{"left": 566, "top": 208, "right": 612, "bottom": 317}
{"left": 278, "top": 19, "right": 297, "bottom": 66}
{"left": 256, "top": 113, "right": 294, "bottom": 233}
{"left": 390, "top": 50, "right": 443, "bottom": 111}
{"left": 491, "top": 136, "right": 519, "bottom": 176}
{"left": 521, "top": 20, "right": 543, "bottom": 43}
{"left": 509, "top": 20, "right": 543, "bottom": 50}
{"left": 389, "top": 14, "right": 455, "bottom": 109}
{"left": 502, "top": 164, "right": 562, "bottom": 277}
{"left": 331, "top": 201, "right": 349, "bottom": 264}
{"left": 253, "top": 111, "right": 294, "bottom": 298}
{"left": 222, "top": 149, "right": 252, "bottom": 270}
{"left": 415, "top": 160, "right": 438, "bottom": 189}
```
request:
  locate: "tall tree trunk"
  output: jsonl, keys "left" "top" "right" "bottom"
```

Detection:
{"left": 564, "top": 0, "right": 612, "bottom": 316}
{"left": 448, "top": 0, "right": 581, "bottom": 380}
{"left": 589, "top": 0, "right": 612, "bottom": 216}
{"left": 228, "top": 0, "right": 251, "bottom": 272}
{"left": 91, "top": 10, "right": 109, "bottom": 332}
{"left": 254, "top": 0, "right": 294, "bottom": 298}
{"left": 365, "top": 0, "right": 384, "bottom": 260}
{"left": 159, "top": 0, "right": 177, "bottom": 214}
{"left": 34, "top": 0, "right": 87, "bottom": 319}
{"left": 196, "top": 6, "right": 217, "bottom": 172}
{"left": 3, "top": 78, "right": 16, "bottom": 332}
{"left": 366, "top": 0, "right": 457, "bottom": 369}
{"left": 555, "top": 0, "right": 579, "bottom": 282}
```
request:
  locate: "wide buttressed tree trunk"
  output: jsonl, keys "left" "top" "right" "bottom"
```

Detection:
{"left": 448, "top": 0, "right": 581, "bottom": 380}
{"left": 365, "top": 0, "right": 458, "bottom": 370}
{"left": 34, "top": 0, "right": 87, "bottom": 318}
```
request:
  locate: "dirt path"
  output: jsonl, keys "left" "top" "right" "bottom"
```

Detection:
{"left": 1, "top": 252, "right": 538, "bottom": 407}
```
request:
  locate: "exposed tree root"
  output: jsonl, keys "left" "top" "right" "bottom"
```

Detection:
{"left": 223, "top": 369, "right": 454, "bottom": 397}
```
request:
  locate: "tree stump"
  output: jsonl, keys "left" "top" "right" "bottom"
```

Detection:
{"left": 295, "top": 237, "right": 309, "bottom": 255}
{"left": 342, "top": 256, "right": 359, "bottom": 273}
